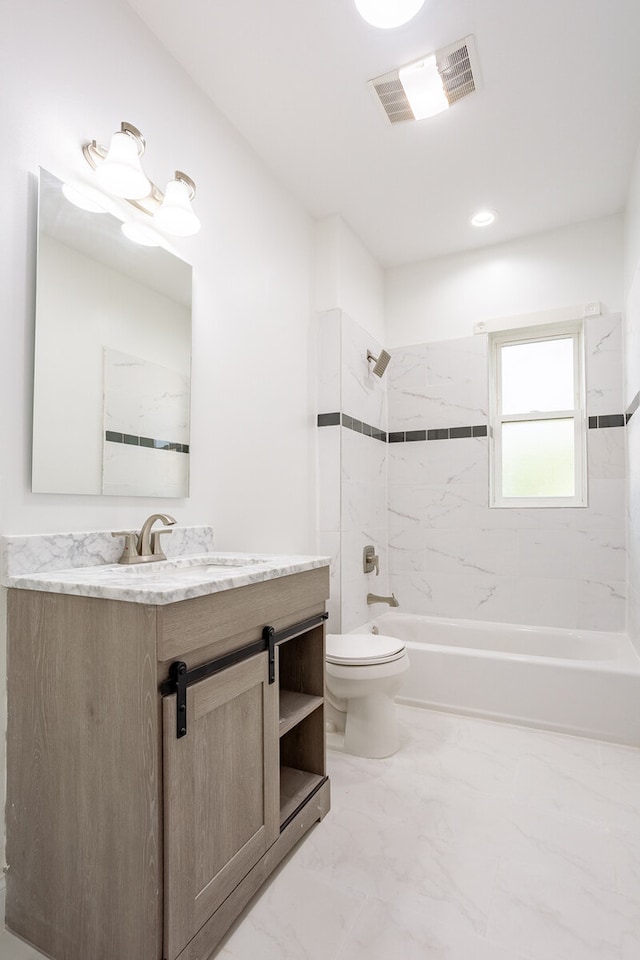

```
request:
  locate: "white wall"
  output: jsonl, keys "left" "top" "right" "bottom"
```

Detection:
{"left": 0, "top": 0, "right": 316, "bottom": 545}
{"left": 0, "top": 0, "right": 317, "bottom": 869}
{"left": 315, "top": 215, "right": 386, "bottom": 343}
{"left": 386, "top": 216, "right": 624, "bottom": 345}
{"left": 625, "top": 143, "right": 640, "bottom": 296}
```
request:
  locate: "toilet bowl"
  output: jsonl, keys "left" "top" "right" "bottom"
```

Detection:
{"left": 325, "top": 633, "right": 410, "bottom": 759}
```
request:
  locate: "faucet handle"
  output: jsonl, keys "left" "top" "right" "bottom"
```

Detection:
{"left": 150, "top": 528, "right": 173, "bottom": 559}
{"left": 111, "top": 530, "right": 140, "bottom": 563}
{"left": 363, "top": 545, "right": 379, "bottom": 575}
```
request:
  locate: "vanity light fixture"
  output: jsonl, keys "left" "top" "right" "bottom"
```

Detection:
{"left": 154, "top": 173, "right": 201, "bottom": 237}
{"left": 355, "top": 0, "right": 425, "bottom": 29}
{"left": 92, "top": 123, "right": 150, "bottom": 199}
{"left": 82, "top": 122, "right": 201, "bottom": 237}
{"left": 471, "top": 209, "right": 497, "bottom": 227}
{"left": 61, "top": 182, "right": 112, "bottom": 213}
{"left": 121, "top": 222, "right": 163, "bottom": 247}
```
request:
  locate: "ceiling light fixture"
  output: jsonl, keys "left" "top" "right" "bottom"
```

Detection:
{"left": 82, "top": 122, "right": 200, "bottom": 237}
{"left": 398, "top": 56, "right": 448, "bottom": 120}
{"left": 471, "top": 209, "right": 497, "bottom": 227}
{"left": 370, "top": 36, "right": 479, "bottom": 125}
{"left": 354, "top": 0, "right": 425, "bottom": 29}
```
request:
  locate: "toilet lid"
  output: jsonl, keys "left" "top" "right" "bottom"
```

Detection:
{"left": 326, "top": 633, "right": 406, "bottom": 666}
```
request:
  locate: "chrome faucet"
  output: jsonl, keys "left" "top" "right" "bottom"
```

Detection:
{"left": 366, "top": 592, "right": 399, "bottom": 607}
{"left": 112, "top": 513, "right": 177, "bottom": 564}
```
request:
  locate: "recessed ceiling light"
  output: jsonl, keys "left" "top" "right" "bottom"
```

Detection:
{"left": 354, "top": 0, "right": 425, "bottom": 29}
{"left": 398, "top": 56, "right": 448, "bottom": 120}
{"left": 471, "top": 209, "right": 497, "bottom": 227}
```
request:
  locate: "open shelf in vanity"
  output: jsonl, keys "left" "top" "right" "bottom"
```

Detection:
{"left": 277, "top": 622, "right": 326, "bottom": 827}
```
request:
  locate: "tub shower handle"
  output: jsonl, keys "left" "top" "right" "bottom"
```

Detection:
{"left": 363, "top": 545, "right": 379, "bottom": 575}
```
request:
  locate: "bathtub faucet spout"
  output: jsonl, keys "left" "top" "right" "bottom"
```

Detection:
{"left": 367, "top": 592, "right": 399, "bottom": 607}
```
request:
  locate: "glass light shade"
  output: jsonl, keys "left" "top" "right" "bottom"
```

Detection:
{"left": 62, "top": 182, "right": 111, "bottom": 213}
{"left": 94, "top": 131, "right": 150, "bottom": 199}
{"left": 354, "top": 0, "right": 425, "bottom": 28}
{"left": 154, "top": 178, "right": 201, "bottom": 237}
{"left": 399, "top": 56, "right": 448, "bottom": 120}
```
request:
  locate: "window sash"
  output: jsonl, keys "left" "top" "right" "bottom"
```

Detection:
{"left": 489, "top": 324, "right": 586, "bottom": 508}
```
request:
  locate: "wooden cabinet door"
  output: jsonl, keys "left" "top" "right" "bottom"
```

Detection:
{"left": 162, "top": 652, "right": 279, "bottom": 960}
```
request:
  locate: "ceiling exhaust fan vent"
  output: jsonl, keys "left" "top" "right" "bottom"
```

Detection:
{"left": 370, "top": 35, "right": 480, "bottom": 124}
{"left": 438, "top": 39, "right": 476, "bottom": 105}
{"left": 371, "top": 77, "right": 415, "bottom": 124}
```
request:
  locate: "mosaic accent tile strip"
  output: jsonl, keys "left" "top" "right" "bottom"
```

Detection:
{"left": 389, "top": 424, "right": 488, "bottom": 443}
{"left": 317, "top": 412, "right": 341, "bottom": 427}
{"left": 588, "top": 414, "right": 627, "bottom": 429}
{"left": 317, "top": 413, "right": 486, "bottom": 443}
{"left": 316, "top": 413, "right": 387, "bottom": 442}
{"left": 320, "top": 406, "right": 634, "bottom": 443}
{"left": 105, "top": 430, "right": 190, "bottom": 454}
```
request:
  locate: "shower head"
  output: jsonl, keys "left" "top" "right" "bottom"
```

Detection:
{"left": 367, "top": 348, "right": 391, "bottom": 378}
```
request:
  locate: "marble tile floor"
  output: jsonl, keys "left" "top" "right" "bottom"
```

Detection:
{"left": 2, "top": 704, "right": 640, "bottom": 959}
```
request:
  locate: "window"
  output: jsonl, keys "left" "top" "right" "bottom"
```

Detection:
{"left": 489, "top": 323, "right": 586, "bottom": 507}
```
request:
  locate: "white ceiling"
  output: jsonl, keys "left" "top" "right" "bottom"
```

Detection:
{"left": 126, "top": 0, "right": 640, "bottom": 266}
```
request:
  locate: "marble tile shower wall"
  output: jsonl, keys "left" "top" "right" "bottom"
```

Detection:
{"left": 317, "top": 310, "right": 342, "bottom": 630}
{"left": 625, "top": 268, "right": 640, "bottom": 654}
{"left": 629, "top": 411, "right": 639, "bottom": 650}
{"left": 317, "top": 310, "right": 389, "bottom": 633}
{"left": 387, "top": 314, "right": 627, "bottom": 631}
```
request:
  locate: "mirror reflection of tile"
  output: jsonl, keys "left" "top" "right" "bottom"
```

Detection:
{"left": 102, "top": 347, "right": 190, "bottom": 497}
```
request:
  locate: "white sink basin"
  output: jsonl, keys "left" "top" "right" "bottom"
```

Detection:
{"left": 118, "top": 554, "right": 270, "bottom": 576}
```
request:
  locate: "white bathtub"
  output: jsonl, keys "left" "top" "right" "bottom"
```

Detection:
{"left": 363, "top": 613, "right": 640, "bottom": 745}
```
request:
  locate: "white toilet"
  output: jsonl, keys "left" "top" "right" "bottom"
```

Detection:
{"left": 325, "top": 632, "right": 410, "bottom": 759}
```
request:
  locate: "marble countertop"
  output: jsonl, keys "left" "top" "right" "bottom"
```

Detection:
{"left": 1, "top": 527, "right": 329, "bottom": 605}
{"left": 4, "top": 552, "right": 330, "bottom": 605}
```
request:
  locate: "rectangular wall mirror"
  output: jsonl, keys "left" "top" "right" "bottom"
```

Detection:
{"left": 32, "top": 168, "right": 192, "bottom": 497}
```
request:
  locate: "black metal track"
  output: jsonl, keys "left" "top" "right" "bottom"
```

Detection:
{"left": 160, "top": 611, "right": 328, "bottom": 738}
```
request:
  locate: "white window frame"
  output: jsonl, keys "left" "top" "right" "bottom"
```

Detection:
{"left": 489, "top": 321, "right": 587, "bottom": 508}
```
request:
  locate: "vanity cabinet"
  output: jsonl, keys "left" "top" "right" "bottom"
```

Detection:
{"left": 5, "top": 565, "right": 330, "bottom": 960}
